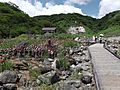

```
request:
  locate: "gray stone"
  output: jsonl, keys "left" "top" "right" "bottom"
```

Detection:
{"left": 84, "top": 59, "right": 90, "bottom": 62}
{"left": 4, "top": 83, "right": 17, "bottom": 90}
{"left": 81, "top": 63, "right": 90, "bottom": 71}
{"left": 82, "top": 71, "right": 93, "bottom": 77}
{"left": 70, "top": 64, "right": 76, "bottom": 71}
{"left": 38, "top": 71, "right": 60, "bottom": 85}
{"left": 51, "top": 59, "right": 60, "bottom": 70}
{"left": 58, "top": 83, "right": 78, "bottom": 90}
{"left": 43, "top": 59, "right": 51, "bottom": 66}
{"left": 81, "top": 66, "right": 90, "bottom": 71}
{"left": 83, "top": 84, "right": 92, "bottom": 90}
{"left": 76, "top": 64, "right": 82, "bottom": 69}
{"left": 81, "top": 75, "right": 92, "bottom": 84}
{"left": 0, "top": 70, "right": 18, "bottom": 84}
{"left": 69, "top": 49, "right": 74, "bottom": 55}
{"left": 36, "top": 79, "right": 41, "bottom": 85}
{"left": 65, "top": 80, "right": 81, "bottom": 88}
{"left": 70, "top": 64, "right": 83, "bottom": 72}
{"left": 48, "top": 58, "right": 54, "bottom": 62}
{"left": 60, "top": 71, "right": 70, "bottom": 80}
{"left": 40, "top": 66, "right": 52, "bottom": 74}
{"left": 0, "top": 86, "right": 4, "bottom": 90}
{"left": 71, "top": 56, "right": 82, "bottom": 64}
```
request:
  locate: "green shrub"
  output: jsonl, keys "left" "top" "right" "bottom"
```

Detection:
{"left": 58, "top": 58, "right": 70, "bottom": 70}
{"left": 39, "top": 84, "right": 55, "bottom": 90}
{"left": 118, "top": 50, "right": 120, "bottom": 55}
{"left": 1, "top": 61, "right": 13, "bottom": 71}
{"left": 63, "top": 41, "right": 79, "bottom": 47}
{"left": 56, "top": 33, "right": 80, "bottom": 40}
{"left": 29, "top": 69, "right": 41, "bottom": 79}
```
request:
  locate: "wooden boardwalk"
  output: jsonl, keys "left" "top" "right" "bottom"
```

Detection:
{"left": 89, "top": 43, "right": 120, "bottom": 90}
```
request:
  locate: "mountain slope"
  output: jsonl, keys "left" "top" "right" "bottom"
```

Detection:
{"left": 34, "top": 13, "right": 97, "bottom": 34}
{"left": 0, "top": 2, "right": 120, "bottom": 38}
{"left": 0, "top": 2, "right": 32, "bottom": 38}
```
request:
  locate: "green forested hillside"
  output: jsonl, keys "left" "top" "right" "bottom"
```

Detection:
{"left": 34, "top": 13, "right": 97, "bottom": 34}
{"left": 0, "top": 2, "right": 120, "bottom": 38}
{"left": 0, "top": 2, "right": 30, "bottom": 38}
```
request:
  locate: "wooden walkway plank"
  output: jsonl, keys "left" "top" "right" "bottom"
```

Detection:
{"left": 89, "top": 43, "right": 120, "bottom": 90}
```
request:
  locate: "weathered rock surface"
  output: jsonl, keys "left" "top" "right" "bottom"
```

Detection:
{"left": 64, "top": 80, "right": 81, "bottom": 88}
{"left": 3, "top": 83, "right": 17, "bottom": 90}
{"left": 37, "top": 71, "right": 60, "bottom": 85}
{"left": 0, "top": 70, "right": 18, "bottom": 84}
{"left": 81, "top": 75, "right": 92, "bottom": 84}
{"left": 58, "top": 82, "right": 78, "bottom": 90}
{"left": 39, "top": 66, "right": 52, "bottom": 74}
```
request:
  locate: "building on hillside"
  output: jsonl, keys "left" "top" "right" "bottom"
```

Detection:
{"left": 68, "top": 26, "right": 85, "bottom": 34}
{"left": 42, "top": 27, "right": 56, "bottom": 33}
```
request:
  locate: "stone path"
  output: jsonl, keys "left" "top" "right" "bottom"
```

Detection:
{"left": 89, "top": 43, "right": 120, "bottom": 90}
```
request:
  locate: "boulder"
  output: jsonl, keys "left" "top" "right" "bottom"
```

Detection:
{"left": 48, "top": 58, "right": 54, "bottom": 62}
{"left": 63, "top": 84, "right": 78, "bottom": 90}
{"left": 43, "top": 59, "right": 51, "bottom": 66}
{"left": 40, "top": 66, "right": 52, "bottom": 74}
{"left": 58, "top": 83, "right": 78, "bottom": 90}
{"left": 70, "top": 64, "right": 76, "bottom": 70}
{"left": 60, "top": 71, "right": 71, "bottom": 80}
{"left": 51, "top": 59, "right": 60, "bottom": 70}
{"left": 0, "top": 70, "right": 18, "bottom": 84}
{"left": 0, "top": 86, "right": 4, "bottom": 90}
{"left": 51, "top": 73, "right": 60, "bottom": 84}
{"left": 81, "top": 65, "right": 90, "bottom": 71}
{"left": 64, "top": 80, "right": 81, "bottom": 88}
{"left": 81, "top": 63, "right": 90, "bottom": 71}
{"left": 70, "top": 64, "right": 83, "bottom": 72}
{"left": 84, "top": 59, "right": 90, "bottom": 62}
{"left": 38, "top": 71, "right": 60, "bottom": 85}
{"left": 82, "top": 71, "right": 93, "bottom": 77}
{"left": 83, "top": 84, "right": 92, "bottom": 90}
{"left": 81, "top": 75, "right": 92, "bottom": 84}
{"left": 71, "top": 56, "right": 82, "bottom": 63}
{"left": 4, "top": 84, "right": 17, "bottom": 90}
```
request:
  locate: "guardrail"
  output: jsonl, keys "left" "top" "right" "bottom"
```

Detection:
{"left": 104, "top": 42, "right": 120, "bottom": 59}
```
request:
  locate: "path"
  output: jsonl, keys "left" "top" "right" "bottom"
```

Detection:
{"left": 89, "top": 43, "right": 120, "bottom": 90}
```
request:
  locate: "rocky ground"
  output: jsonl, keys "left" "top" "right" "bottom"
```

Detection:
{"left": 0, "top": 39, "right": 96, "bottom": 90}
{"left": 104, "top": 37, "right": 120, "bottom": 58}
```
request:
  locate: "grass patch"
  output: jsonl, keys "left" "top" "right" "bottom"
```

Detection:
{"left": 0, "top": 61, "right": 13, "bottom": 72}
{"left": 97, "top": 25, "right": 120, "bottom": 37}
{"left": 29, "top": 69, "right": 41, "bottom": 79}
{"left": 63, "top": 40, "right": 79, "bottom": 47}
{"left": 39, "top": 84, "right": 56, "bottom": 90}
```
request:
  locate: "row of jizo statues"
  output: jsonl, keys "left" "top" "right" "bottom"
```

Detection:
{"left": 0, "top": 40, "right": 57, "bottom": 60}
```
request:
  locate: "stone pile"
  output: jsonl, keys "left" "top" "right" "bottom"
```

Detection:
{"left": 0, "top": 40, "right": 96, "bottom": 90}
{"left": 104, "top": 39, "right": 120, "bottom": 58}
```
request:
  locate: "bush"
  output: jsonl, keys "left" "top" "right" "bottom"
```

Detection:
{"left": 39, "top": 84, "right": 55, "bottom": 90}
{"left": 58, "top": 58, "right": 70, "bottom": 70}
{"left": 29, "top": 69, "right": 41, "bottom": 79}
{"left": 56, "top": 33, "right": 80, "bottom": 40}
{"left": 1, "top": 61, "right": 13, "bottom": 71}
{"left": 63, "top": 41, "right": 79, "bottom": 47}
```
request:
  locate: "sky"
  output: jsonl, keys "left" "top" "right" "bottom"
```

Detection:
{"left": 0, "top": 0, "right": 120, "bottom": 18}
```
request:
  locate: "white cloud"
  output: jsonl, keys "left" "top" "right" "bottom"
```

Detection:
{"left": 64, "top": 0, "right": 91, "bottom": 5}
{"left": 0, "top": 0, "right": 84, "bottom": 17}
{"left": 99, "top": 0, "right": 120, "bottom": 18}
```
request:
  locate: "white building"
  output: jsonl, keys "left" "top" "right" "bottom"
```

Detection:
{"left": 68, "top": 26, "right": 85, "bottom": 34}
